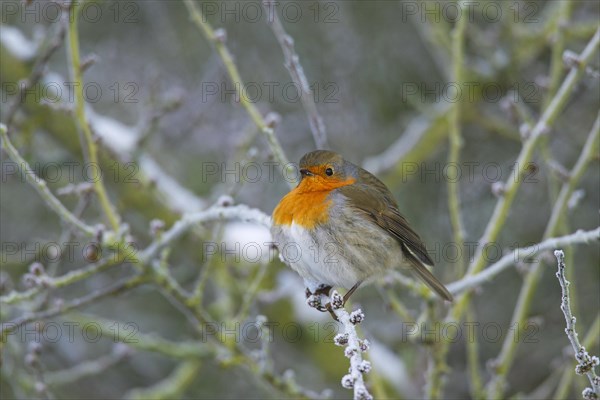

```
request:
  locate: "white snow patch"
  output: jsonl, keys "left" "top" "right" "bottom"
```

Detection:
{"left": 87, "top": 108, "right": 138, "bottom": 155}
{"left": 223, "top": 221, "right": 273, "bottom": 263}
{"left": 0, "top": 26, "right": 38, "bottom": 60}
{"left": 139, "top": 155, "right": 206, "bottom": 213}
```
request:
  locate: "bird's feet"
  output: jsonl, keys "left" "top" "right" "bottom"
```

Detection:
{"left": 305, "top": 285, "right": 339, "bottom": 321}
{"left": 305, "top": 284, "right": 332, "bottom": 301}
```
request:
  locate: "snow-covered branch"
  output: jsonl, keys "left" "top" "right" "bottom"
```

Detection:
{"left": 308, "top": 291, "right": 373, "bottom": 400}
{"left": 447, "top": 227, "right": 600, "bottom": 295}
{"left": 554, "top": 250, "right": 600, "bottom": 399}
{"left": 139, "top": 197, "right": 271, "bottom": 264}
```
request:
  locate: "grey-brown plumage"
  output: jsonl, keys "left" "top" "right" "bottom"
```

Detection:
{"left": 336, "top": 161, "right": 453, "bottom": 302}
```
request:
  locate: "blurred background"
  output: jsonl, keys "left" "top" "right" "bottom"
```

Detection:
{"left": 1, "top": 1, "right": 599, "bottom": 399}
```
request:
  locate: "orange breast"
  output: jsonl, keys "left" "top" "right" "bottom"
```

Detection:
{"left": 273, "top": 189, "right": 332, "bottom": 229}
{"left": 273, "top": 176, "right": 356, "bottom": 229}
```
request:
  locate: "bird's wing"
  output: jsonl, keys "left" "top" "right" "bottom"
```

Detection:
{"left": 338, "top": 182, "right": 453, "bottom": 301}
{"left": 337, "top": 178, "right": 434, "bottom": 267}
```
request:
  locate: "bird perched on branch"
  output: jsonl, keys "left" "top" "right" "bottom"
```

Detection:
{"left": 272, "top": 150, "right": 452, "bottom": 314}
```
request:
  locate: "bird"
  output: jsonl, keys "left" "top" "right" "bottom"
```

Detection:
{"left": 271, "top": 150, "right": 452, "bottom": 313}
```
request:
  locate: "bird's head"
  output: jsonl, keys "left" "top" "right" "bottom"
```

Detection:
{"left": 296, "top": 150, "right": 357, "bottom": 192}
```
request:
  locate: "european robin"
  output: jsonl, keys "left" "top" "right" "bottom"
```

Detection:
{"left": 271, "top": 150, "right": 452, "bottom": 312}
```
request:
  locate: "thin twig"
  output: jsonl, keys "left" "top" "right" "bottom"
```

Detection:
{"left": 446, "top": 0, "right": 468, "bottom": 276}
{"left": 0, "top": 22, "right": 207, "bottom": 220}
{"left": 263, "top": 0, "right": 329, "bottom": 149}
{"left": 67, "top": 1, "right": 121, "bottom": 231}
{"left": 4, "top": 17, "right": 68, "bottom": 130}
{"left": 0, "top": 256, "right": 120, "bottom": 305}
{"left": 235, "top": 261, "right": 270, "bottom": 321}
{"left": 465, "top": 305, "right": 484, "bottom": 399}
{"left": 554, "top": 250, "right": 600, "bottom": 397}
{"left": 424, "top": 301, "right": 448, "bottom": 400}
{"left": 0, "top": 124, "right": 96, "bottom": 237}
{"left": 188, "top": 222, "right": 226, "bottom": 307}
{"left": 147, "top": 264, "right": 327, "bottom": 399}
{"left": 1, "top": 274, "right": 146, "bottom": 338}
{"left": 126, "top": 360, "right": 202, "bottom": 400}
{"left": 546, "top": 113, "right": 600, "bottom": 234}
{"left": 69, "top": 313, "right": 214, "bottom": 359}
{"left": 46, "top": 346, "right": 132, "bottom": 386}
{"left": 1, "top": 202, "right": 270, "bottom": 321}
{"left": 545, "top": 2, "right": 576, "bottom": 109}
{"left": 183, "top": 0, "right": 292, "bottom": 187}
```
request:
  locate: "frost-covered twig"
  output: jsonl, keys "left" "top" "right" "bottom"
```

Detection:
{"left": 446, "top": 227, "right": 600, "bottom": 295}
{"left": 139, "top": 201, "right": 271, "bottom": 264}
{"left": 554, "top": 250, "right": 600, "bottom": 399}
{"left": 556, "top": 316, "right": 600, "bottom": 399}
{"left": 0, "top": 124, "right": 96, "bottom": 237}
{"left": 309, "top": 291, "right": 373, "bottom": 400}
{"left": 263, "top": 0, "right": 329, "bottom": 149}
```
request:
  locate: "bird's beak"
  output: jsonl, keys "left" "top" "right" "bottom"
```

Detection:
{"left": 300, "top": 168, "right": 314, "bottom": 177}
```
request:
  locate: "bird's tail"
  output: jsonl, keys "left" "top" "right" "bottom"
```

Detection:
{"left": 402, "top": 244, "right": 453, "bottom": 301}
{"left": 410, "top": 260, "right": 453, "bottom": 301}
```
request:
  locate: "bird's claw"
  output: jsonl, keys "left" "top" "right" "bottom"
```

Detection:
{"left": 313, "top": 301, "right": 339, "bottom": 321}
{"left": 305, "top": 285, "right": 338, "bottom": 321}
{"left": 325, "top": 302, "right": 339, "bottom": 321}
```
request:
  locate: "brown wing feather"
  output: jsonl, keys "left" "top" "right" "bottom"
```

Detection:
{"left": 338, "top": 167, "right": 434, "bottom": 265}
{"left": 379, "top": 207, "right": 435, "bottom": 266}
{"left": 337, "top": 167, "right": 452, "bottom": 301}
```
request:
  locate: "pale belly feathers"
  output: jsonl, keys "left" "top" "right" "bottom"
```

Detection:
{"left": 271, "top": 207, "right": 404, "bottom": 293}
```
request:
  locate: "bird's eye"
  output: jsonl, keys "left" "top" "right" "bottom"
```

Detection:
{"left": 325, "top": 167, "right": 334, "bottom": 176}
